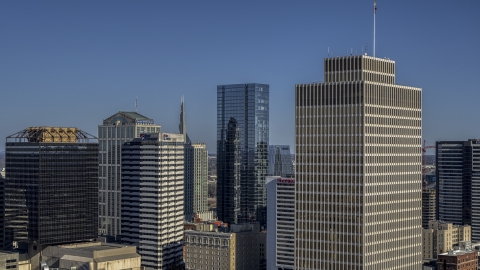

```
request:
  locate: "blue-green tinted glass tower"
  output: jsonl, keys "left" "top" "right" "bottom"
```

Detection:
{"left": 217, "top": 83, "right": 269, "bottom": 225}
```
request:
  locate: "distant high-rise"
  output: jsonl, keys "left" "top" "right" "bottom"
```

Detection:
{"left": 184, "top": 143, "right": 210, "bottom": 221}
{"left": 422, "top": 186, "right": 436, "bottom": 229}
{"left": 180, "top": 100, "right": 211, "bottom": 222}
{"left": 268, "top": 145, "right": 294, "bottom": 177}
{"left": 217, "top": 83, "right": 269, "bottom": 225}
{"left": 436, "top": 139, "right": 480, "bottom": 241}
{"left": 0, "top": 169, "right": 6, "bottom": 249}
{"left": 266, "top": 176, "right": 294, "bottom": 270}
{"left": 121, "top": 132, "right": 184, "bottom": 270}
{"left": 295, "top": 55, "right": 422, "bottom": 269}
{"left": 5, "top": 127, "right": 98, "bottom": 246}
{"left": 98, "top": 112, "right": 160, "bottom": 237}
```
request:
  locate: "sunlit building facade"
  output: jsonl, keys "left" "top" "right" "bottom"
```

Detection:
{"left": 295, "top": 55, "right": 422, "bottom": 269}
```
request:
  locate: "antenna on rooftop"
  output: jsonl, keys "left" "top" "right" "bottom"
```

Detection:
{"left": 374, "top": 0, "right": 377, "bottom": 57}
{"left": 328, "top": 47, "right": 330, "bottom": 57}
{"left": 135, "top": 97, "right": 138, "bottom": 112}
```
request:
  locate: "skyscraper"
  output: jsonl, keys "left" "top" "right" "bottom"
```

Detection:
{"left": 266, "top": 176, "right": 295, "bottom": 270}
{"left": 295, "top": 55, "right": 422, "bottom": 269}
{"left": 184, "top": 143, "right": 210, "bottom": 221}
{"left": 436, "top": 139, "right": 480, "bottom": 241}
{"left": 268, "top": 145, "right": 294, "bottom": 177}
{"left": 0, "top": 168, "right": 6, "bottom": 250}
{"left": 5, "top": 127, "right": 98, "bottom": 246}
{"left": 98, "top": 111, "right": 161, "bottom": 237}
{"left": 121, "top": 132, "right": 184, "bottom": 270}
{"left": 180, "top": 100, "right": 211, "bottom": 222}
{"left": 217, "top": 83, "right": 269, "bottom": 225}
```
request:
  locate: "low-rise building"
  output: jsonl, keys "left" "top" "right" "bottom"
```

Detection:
{"left": 423, "top": 220, "right": 471, "bottom": 259}
{"left": 0, "top": 250, "right": 19, "bottom": 270}
{"left": 184, "top": 223, "right": 260, "bottom": 270}
{"left": 437, "top": 249, "right": 478, "bottom": 270}
{"left": 41, "top": 241, "right": 141, "bottom": 270}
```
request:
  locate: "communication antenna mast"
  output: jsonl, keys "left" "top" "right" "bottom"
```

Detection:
{"left": 135, "top": 97, "right": 138, "bottom": 112}
{"left": 374, "top": 0, "right": 377, "bottom": 57}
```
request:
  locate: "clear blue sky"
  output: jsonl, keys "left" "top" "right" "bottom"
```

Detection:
{"left": 1, "top": 1, "right": 479, "bottom": 153}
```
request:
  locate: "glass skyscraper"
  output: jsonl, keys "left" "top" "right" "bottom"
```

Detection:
{"left": 217, "top": 83, "right": 269, "bottom": 225}
{"left": 5, "top": 127, "right": 98, "bottom": 246}
{"left": 268, "top": 145, "right": 294, "bottom": 177}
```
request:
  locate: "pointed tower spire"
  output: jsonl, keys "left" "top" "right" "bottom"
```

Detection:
{"left": 179, "top": 95, "right": 188, "bottom": 143}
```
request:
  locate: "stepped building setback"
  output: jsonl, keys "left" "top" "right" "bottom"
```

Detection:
{"left": 99, "top": 111, "right": 161, "bottom": 237}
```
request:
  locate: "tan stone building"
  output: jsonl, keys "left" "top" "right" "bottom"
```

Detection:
{"left": 422, "top": 220, "right": 471, "bottom": 259}
{"left": 184, "top": 223, "right": 260, "bottom": 270}
{"left": 41, "top": 242, "right": 142, "bottom": 270}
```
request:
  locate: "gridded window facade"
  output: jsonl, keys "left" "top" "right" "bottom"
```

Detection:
{"left": 217, "top": 83, "right": 269, "bottom": 225}
{"left": 295, "top": 55, "right": 422, "bottom": 269}
{"left": 436, "top": 139, "right": 480, "bottom": 242}
{"left": 184, "top": 143, "right": 209, "bottom": 221}
{"left": 5, "top": 140, "right": 98, "bottom": 245}
{"left": 268, "top": 145, "right": 294, "bottom": 177}
{"left": 98, "top": 111, "right": 160, "bottom": 236}
{"left": 121, "top": 133, "right": 184, "bottom": 270}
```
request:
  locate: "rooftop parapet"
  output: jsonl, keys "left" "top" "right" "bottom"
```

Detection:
{"left": 6, "top": 127, "right": 97, "bottom": 143}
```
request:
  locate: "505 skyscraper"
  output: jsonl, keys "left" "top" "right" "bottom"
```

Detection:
{"left": 217, "top": 83, "right": 269, "bottom": 225}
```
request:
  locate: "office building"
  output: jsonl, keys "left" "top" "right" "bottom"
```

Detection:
{"left": 5, "top": 127, "right": 98, "bottom": 246}
{"left": 437, "top": 249, "right": 478, "bottom": 270}
{"left": 184, "top": 223, "right": 260, "bottom": 270}
{"left": 99, "top": 111, "right": 161, "bottom": 237}
{"left": 422, "top": 220, "right": 471, "bottom": 259}
{"left": 41, "top": 242, "right": 142, "bottom": 270}
{"left": 423, "top": 184, "right": 436, "bottom": 229}
{"left": 217, "top": 83, "right": 269, "bottom": 225}
{"left": 268, "top": 145, "right": 294, "bottom": 177}
{"left": 436, "top": 140, "right": 480, "bottom": 241}
{"left": 295, "top": 55, "right": 422, "bottom": 269}
{"left": 0, "top": 250, "right": 19, "bottom": 270}
{"left": 180, "top": 100, "right": 212, "bottom": 222}
{"left": 185, "top": 143, "right": 211, "bottom": 221}
{"left": 121, "top": 132, "right": 184, "bottom": 270}
{"left": 266, "top": 176, "right": 294, "bottom": 270}
{"left": 0, "top": 168, "right": 5, "bottom": 250}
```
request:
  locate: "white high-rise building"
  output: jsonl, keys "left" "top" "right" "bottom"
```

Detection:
{"left": 98, "top": 111, "right": 161, "bottom": 237}
{"left": 295, "top": 55, "right": 422, "bottom": 269}
{"left": 266, "top": 176, "right": 295, "bottom": 270}
{"left": 121, "top": 132, "right": 184, "bottom": 270}
{"left": 179, "top": 100, "right": 212, "bottom": 222}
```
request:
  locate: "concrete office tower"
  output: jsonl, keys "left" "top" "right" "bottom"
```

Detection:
{"left": 295, "top": 55, "right": 422, "bottom": 269}
{"left": 180, "top": 100, "right": 211, "bottom": 221}
{"left": 268, "top": 145, "right": 294, "bottom": 177}
{"left": 5, "top": 127, "right": 98, "bottom": 246}
{"left": 217, "top": 83, "right": 269, "bottom": 225}
{"left": 436, "top": 139, "right": 480, "bottom": 241}
{"left": 422, "top": 185, "right": 436, "bottom": 229}
{"left": 266, "top": 176, "right": 294, "bottom": 270}
{"left": 98, "top": 112, "right": 161, "bottom": 237}
{"left": 184, "top": 143, "right": 210, "bottom": 221}
{"left": 121, "top": 133, "right": 184, "bottom": 270}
